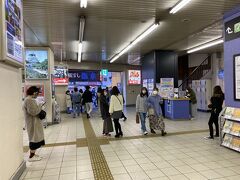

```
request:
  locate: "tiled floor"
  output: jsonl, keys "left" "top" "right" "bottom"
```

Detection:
{"left": 20, "top": 107, "right": 240, "bottom": 180}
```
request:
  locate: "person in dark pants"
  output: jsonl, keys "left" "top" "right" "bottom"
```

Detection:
{"left": 205, "top": 86, "right": 224, "bottom": 139}
{"left": 109, "top": 86, "right": 124, "bottom": 138}
{"left": 82, "top": 86, "right": 93, "bottom": 118}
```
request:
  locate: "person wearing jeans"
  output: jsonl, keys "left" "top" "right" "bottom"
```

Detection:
{"left": 71, "top": 87, "right": 82, "bottom": 118}
{"left": 136, "top": 87, "right": 149, "bottom": 135}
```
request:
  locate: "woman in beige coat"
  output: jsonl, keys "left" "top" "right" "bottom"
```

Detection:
{"left": 23, "top": 86, "right": 45, "bottom": 162}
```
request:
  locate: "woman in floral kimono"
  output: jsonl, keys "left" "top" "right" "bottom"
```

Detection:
{"left": 147, "top": 87, "right": 167, "bottom": 136}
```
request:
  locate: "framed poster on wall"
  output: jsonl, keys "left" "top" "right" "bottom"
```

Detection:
{"left": 0, "top": 0, "right": 24, "bottom": 65}
{"left": 25, "top": 49, "right": 49, "bottom": 79}
{"left": 128, "top": 70, "right": 141, "bottom": 85}
{"left": 234, "top": 54, "right": 240, "bottom": 101}
{"left": 54, "top": 65, "right": 69, "bottom": 85}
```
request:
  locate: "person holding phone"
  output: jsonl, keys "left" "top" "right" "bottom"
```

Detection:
{"left": 23, "top": 86, "right": 45, "bottom": 162}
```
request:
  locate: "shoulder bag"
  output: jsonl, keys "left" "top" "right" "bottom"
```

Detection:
{"left": 112, "top": 95, "right": 123, "bottom": 119}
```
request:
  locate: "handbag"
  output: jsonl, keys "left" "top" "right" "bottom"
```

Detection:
{"left": 38, "top": 110, "right": 46, "bottom": 120}
{"left": 136, "top": 113, "right": 140, "bottom": 124}
{"left": 112, "top": 110, "right": 123, "bottom": 119}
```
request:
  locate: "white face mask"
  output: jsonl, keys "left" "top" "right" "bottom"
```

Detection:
{"left": 142, "top": 90, "right": 146, "bottom": 94}
{"left": 153, "top": 91, "right": 158, "bottom": 95}
{"left": 104, "top": 92, "right": 107, "bottom": 96}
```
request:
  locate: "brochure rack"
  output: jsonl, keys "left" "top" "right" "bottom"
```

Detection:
{"left": 219, "top": 107, "right": 240, "bottom": 152}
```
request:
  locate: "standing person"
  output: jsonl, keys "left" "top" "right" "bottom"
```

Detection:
{"left": 23, "top": 86, "right": 45, "bottom": 162}
{"left": 109, "top": 86, "right": 124, "bottom": 138}
{"left": 106, "top": 87, "right": 111, "bottom": 103}
{"left": 82, "top": 86, "right": 93, "bottom": 118}
{"left": 100, "top": 89, "right": 113, "bottom": 136}
{"left": 186, "top": 87, "right": 197, "bottom": 120}
{"left": 136, "top": 87, "right": 149, "bottom": 135}
{"left": 97, "top": 87, "right": 102, "bottom": 112}
{"left": 71, "top": 87, "right": 81, "bottom": 118}
{"left": 205, "top": 86, "right": 225, "bottom": 139}
{"left": 147, "top": 87, "right": 167, "bottom": 136}
{"left": 65, "top": 90, "right": 72, "bottom": 114}
{"left": 79, "top": 89, "right": 84, "bottom": 113}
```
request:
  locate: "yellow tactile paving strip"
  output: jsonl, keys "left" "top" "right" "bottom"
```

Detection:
{"left": 82, "top": 115, "right": 114, "bottom": 180}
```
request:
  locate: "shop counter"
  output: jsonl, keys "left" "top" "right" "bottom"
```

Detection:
{"left": 164, "top": 98, "right": 190, "bottom": 120}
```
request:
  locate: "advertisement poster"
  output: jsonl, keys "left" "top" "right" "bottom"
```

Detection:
{"left": 5, "top": 0, "right": 23, "bottom": 63}
{"left": 54, "top": 66, "right": 69, "bottom": 85}
{"left": 128, "top": 70, "right": 141, "bottom": 85}
{"left": 143, "top": 79, "right": 148, "bottom": 88}
{"left": 25, "top": 50, "right": 49, "bottom": 79}
{"left": 159, "top": 78, "right": 174, "bottom": 98}
{"left": 24, "top": 84, "right": 45, "bottom": 104}
{"left": 234, "top": 55, "right": 240, "bottom": 100}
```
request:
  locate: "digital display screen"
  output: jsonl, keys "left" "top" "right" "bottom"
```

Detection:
{"left": 25, "top": 50, "right": 49, "bottom": 79}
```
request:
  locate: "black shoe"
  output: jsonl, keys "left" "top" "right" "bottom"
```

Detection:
{"left": 123, "top": 117, "right": 127, "bottom": 121}
{"left": 215, "top": 135, "right": 219, "bottom": 137}
{"left": 119, "top": 132, "right": 123, "bottom": 137}
{"left": 151, "top": 129, "right": 156, "bottom": 134}
{"left": 115, "top": 134, "right": 120, "bottom": 138}
{"left": 87, "top": 114, "right": 90, "bottom": 119}
{"left": 161, "top": 131, "right": 167, "bottom": 136}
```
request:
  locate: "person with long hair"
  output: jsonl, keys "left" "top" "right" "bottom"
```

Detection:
{"left": 147, "top": 87, "right": 167, "bottom": 136}
{"left": 205, "top": 86, "right": 225, "bottom": 139}
{"left": 136, "top": 87, "right": 149, "bottom": 135}
{"left": 65, "top": 90, "right": 72, "bottom": 114}
{"left": 100, "top": 89, "right": 113, "bottom": 136}
{"left": 23, "top": 86, "right": 45, "bottom": 162}
{"left": 109, "top": 86, "right": 123, "bottom": 138}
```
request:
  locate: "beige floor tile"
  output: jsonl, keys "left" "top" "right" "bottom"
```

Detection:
{"left": 113, "top": 173, "right": 132, "bottom": 180}
{"left": 43, "top": 168, "right": 60, "bottom": 177}
{"left": 160, "top": 167, "right": 181, "bottom": 176}
{"left": 121, "top": 159, "right": 137, "bottom": 166}
{"left": 41, "top": 176, "right": 59, "bottom": 180}
{"left": 135, "top": 157, "right": 151, "bottom": 164}
{"left": 227, "top": 175, "right": 240, "bottom": 180}
{"left": 129, "top": 171, "right": 150, "bottom": 180}
{"left": 185, "top": 172, "right": 207, "bottom": 180}
{"left": 145, "top": 169, "right": 166, "bottom": 179}
{"left": 199, "top": 170, "right": 223, "bottom": 179}
{"left": 139, "top": 163, "right": 158, "bottom": 171}
{"left": 154, "top": 161, "right": 172, "bottom": 169}
{"left": 60, "top": 166, "right": 77, "bottom": 174}
{"left": 77, "top": 165, "right": 92, "bottom": 172}
{"left": 175, "top": 165, "right": 196, "bottom": 173}
{"left": 61, "top": 161, "right": 77, "bottom": 167}
{"left": 214, "top": 168, "right": 237, "bottom": 177}
{"left": 25, "top": 170, "right": 44, "bottom": 179}
{"left": 77, "top": 171, "right": 94, "bottom": 179}
{"left": 125, "top": 164, "right": 143, "bottom": 173}
{"left": 190, "top": 164, "right": 209, "bottom": 171}
{"left": 107, "top": 161, "right": 123, "bottom": 168}
{"left": 110, "top": 166, "right": 127, "bottom": 175}
{"left": 169, "top": 174, "right": 188, "bottom": 180}
{"left": 59, "top": 173, "right": 76, "bottom": 180}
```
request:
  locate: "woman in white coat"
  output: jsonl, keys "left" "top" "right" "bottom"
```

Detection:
{"left": 23, "top": 86, "right": 45, "bottom": 162}
{"left": 66, "top": 90, "right": 72, "bottom": 114}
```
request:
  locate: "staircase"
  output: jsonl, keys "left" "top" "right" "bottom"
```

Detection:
{"left": 178, "top": 55, "right": 212, "bottom": 90}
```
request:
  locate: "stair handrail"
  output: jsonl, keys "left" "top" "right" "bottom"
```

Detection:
{"left": 178, "top": 55, "right": 211, "bottom": 89}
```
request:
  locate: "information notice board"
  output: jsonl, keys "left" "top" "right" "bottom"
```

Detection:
{"left": 3, "top": 0, "right": 24, "bottom": 64}
{"left": 234, "top": 54, "right": 240, "bottom": 101}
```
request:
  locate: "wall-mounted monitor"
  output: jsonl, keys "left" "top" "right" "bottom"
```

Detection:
{"left": 128, "top": 70, "right": 141, "bottom": 85}
{"left": 54, "top": 66, "right": 69, "bottom": 85}
{"left": 1, "top": 0, "right": 24, "bottom": 65}
{"left": 25, "top": 50, "right": 49, "bottom": 79}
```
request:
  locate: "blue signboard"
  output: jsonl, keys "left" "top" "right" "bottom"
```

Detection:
{"left": 68, "top": 70, "right": 100, "bottom": 82}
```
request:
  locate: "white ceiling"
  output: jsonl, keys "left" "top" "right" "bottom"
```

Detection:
{"left": 23, "top": 0, "right": 240, "bottom": 64}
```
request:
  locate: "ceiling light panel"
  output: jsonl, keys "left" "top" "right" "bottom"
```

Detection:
{"left": 170, "top": 0, "right": 192, "bottom": 14}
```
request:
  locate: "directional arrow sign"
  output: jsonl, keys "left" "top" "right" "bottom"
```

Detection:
{"left": 226, "top": 27, "right": 233, "bottom": 34}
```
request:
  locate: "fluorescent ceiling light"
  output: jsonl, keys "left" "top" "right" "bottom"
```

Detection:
{"left": 78, "top": 43, "right": 83, "bottom": 62}
{"left": 187, "top": 38, "right": 223, "bottom": 54}
{"left": 110, "top": 23, "right": 159, "bottom": 63}
{"left": 170, "top": 0, "right": 192, "bottom": 14}
{"left": 80, "top": 0, "right": 87, "bottom": 8}
{"left": 78, "top": 17, "right": 85, "bottom": 63}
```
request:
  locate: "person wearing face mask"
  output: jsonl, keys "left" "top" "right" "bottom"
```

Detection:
{"left": 23, "top": 86, "right": 45, "bottom": 162}
{"left": 136, "top": 87, "right": 149, "bottom": 135}
{"left": 65, "top": 90, "right": 72, "bottom": 114}
{"left": 147, "top": 87, "right": 167, "bottom": 136}
{"left": 100, "top": 89, "right": 113, "bottom": 136}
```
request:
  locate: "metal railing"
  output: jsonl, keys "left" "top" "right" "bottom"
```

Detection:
{"left": 178, "top": 55, "right": 211, "bottom": 89}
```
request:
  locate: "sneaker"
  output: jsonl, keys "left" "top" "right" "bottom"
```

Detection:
{"left": 204, "top": 136, "right": 214, "bottom": 140}
{"left": 28, "top": 155, "right": 42, "bottom": 162}
{"left": 151, "top": 129, "right": 156, "bottom": 134}
{"left": 123, "top": 117, "right": 127, "bottom": 121}
{"left": 144, "top": 131, "right": 148, "bottom": 135}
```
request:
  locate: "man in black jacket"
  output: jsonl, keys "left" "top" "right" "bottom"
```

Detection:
{"left": 82, "top": 86, "right": 93, "bottom": 118}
